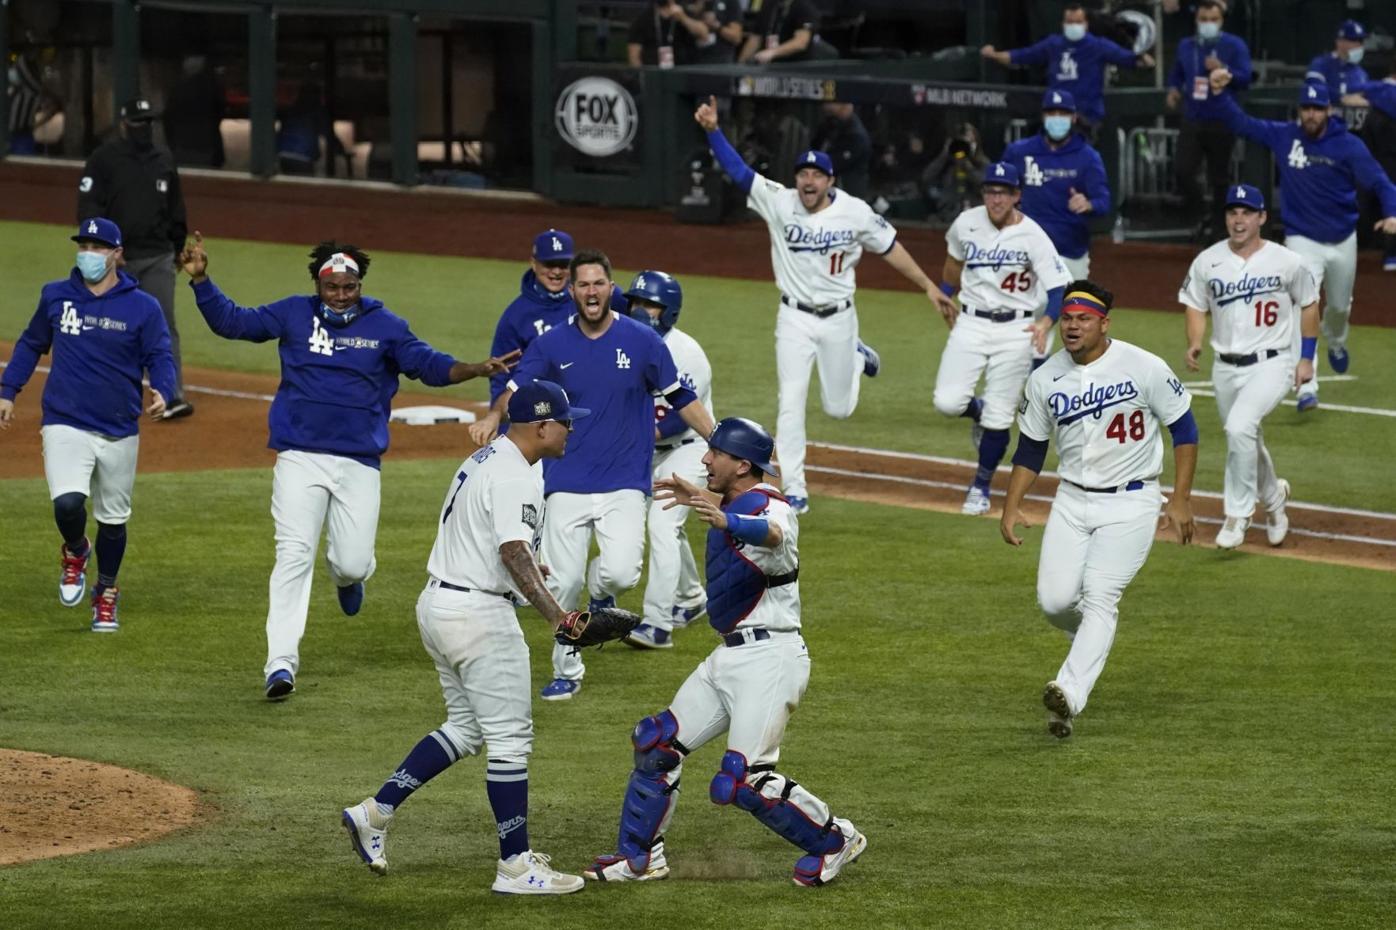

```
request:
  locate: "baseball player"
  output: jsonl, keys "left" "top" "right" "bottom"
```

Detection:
{"left": 1306, "top": 20, "right": 1368, "bottom": 98}
{"left": 583, "top": 417, "right": 866, "bottom": 887}
{"left": 1180, "top": 185, "right": 1319, "bottom": 549}
{"left": 0, "top": 218, "right": 175, "bottom": 632}
{"left": 624, "top": 270, "right": 714, "bottom": 649}
{"left": 694, "top": 95, "right": 957, "bottom": 514}
{"left": 179, "top": 233, "right": 517, "bottom": 700}
{"left": 468, "top": 249, "right": 716, "bottom": 700}
{"left": 341, "top": 380, "right": 588, "bottom": 894}
{"left": 1001, "top": 281, "right": 1199, "bottom": 739}
{"left": 934, "top": 162, "right": 1072, "bottom": 516}
{"left": 1210, "top": 71, "right": 1396, "bottom": 410}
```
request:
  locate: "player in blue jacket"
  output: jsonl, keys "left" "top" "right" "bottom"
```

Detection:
{"left": 1, "top": 218, "right": 176, "bottom": 632}
{"left": 1345, "top": 71, "right": 1396, "bottom": 272}
{"left": 179, "top": 233, "right": 518, "bottom": 700}
{"left": 1306, "top": 20, "right": 1368, "bottom": 97}
{"left": 1211, "top": 72, "right": 1396, "bottom": 409}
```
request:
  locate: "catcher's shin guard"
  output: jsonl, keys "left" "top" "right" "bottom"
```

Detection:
{"left": 710, "top": 750, "right": 844, "bottom": 856}
{"left": 615, "top": 711, "right": 686, "bottom": 871}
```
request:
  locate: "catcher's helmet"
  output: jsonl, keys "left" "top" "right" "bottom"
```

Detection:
{"left": 708, "top": 417, "right": 779, "bottom": 477}
{"left": 626, "top": 270, "right": 683, "bottom": 334}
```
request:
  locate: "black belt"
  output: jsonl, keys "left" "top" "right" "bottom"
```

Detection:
{"left": 432, "top": 578, "right": 514, "bottom": 601}
{"left": 1065, "top": 479, "right": 1147, "bottom": 494}
{"left": 655, "top": 437, "right": 699, "bottom": 453}
{"left": 1218, "top": 348, "right": 1281, "bottom": 366}
{"left": 782, "top": 295, "right": 851, "bottom": 318}
{"left": 963, "top": 305, "right": 1031, "bottom": 322}
{"left": 722, "top": 628, "right": 771, "bottom": 647}
{"left": 766, "top": 568, "right": 798, "bottom": 587}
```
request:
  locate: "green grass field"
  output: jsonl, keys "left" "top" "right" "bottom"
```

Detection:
{"left": 1, "top": 221, "right": 1394, "bottom": 928}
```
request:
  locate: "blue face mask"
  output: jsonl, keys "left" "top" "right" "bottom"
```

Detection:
{"left": 1197, "top": 21, "right": 1220, "bottom": 41}
{"left": 76, "top": 251, "right": 110, "bottom": 283}
{"left": 1063, "top": 23, "right": 1086, "bottom": 41}
{"left": 630, "top": 308, "right": 660, "bottom": 330}
{"left": 319, "top": 302, "right": 360, "bottom": 326}
{"left": 1044, "top": 116, "right": 1074, "bottom": 141}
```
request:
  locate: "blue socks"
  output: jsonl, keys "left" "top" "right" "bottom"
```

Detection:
{"left": 961, "top": 397, "right": 983, "bottom": 422}
{"left": 375, "top": 730, "right": 457, "bottom": 809}
{"left": 486, "top": 761, "right": 530, "bottom": 860}
{"left": 94, "top": 522, "right": 127, "bottom": 592}
{"left": 975, "top": 429, "right": 1011, "bottom": 491}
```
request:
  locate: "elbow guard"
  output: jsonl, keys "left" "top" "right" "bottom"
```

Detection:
{"left": 1167, "top": 410, "right": 1199, "bottom": 446}
{"left": 1011, "top": 435, "right": 1049, "bottom": 473}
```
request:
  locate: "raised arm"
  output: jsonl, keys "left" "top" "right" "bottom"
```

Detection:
{"left": 1208, "top": 72, "right": 1280, "bottom": 146}
{"left": 180, "top": 232, "right": 286, "bottom": 342}
{"left": 695, "top": 96, "right": 756, "bottom": 193}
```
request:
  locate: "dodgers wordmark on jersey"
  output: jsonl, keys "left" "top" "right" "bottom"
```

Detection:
{"left": 947, "top": 207, "right": 1071, "bottom": 313}
{"left": 746, "top": 174, "right": 897, "bottom": 307}
{"left": 654, "top": 325, "right": 713, "bottom": 444}
{"left": 1178, "top": 240, "right": 1318, "bottom": 356}
{"left": 1019, "top": 339, "right": 1192, "bottom": 490}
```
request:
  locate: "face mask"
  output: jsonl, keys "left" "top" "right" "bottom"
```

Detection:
{"left": 630, "top": 308, "right": 660, "bottom": 330}
{"left": 1197, "top": 21, "right": 1220, "bottom": 41}
{"left": 319, "top": 302, "right": 359, "bottom": 326}
{"left": 6, "top": 66, "right": 17, "bottom": 86}
{"left": 1347, "top": 47, "right": 1365, "bottom": 65}
{"left": 1063, "top": 23, "right": 1086, "bottom": 41}
{"left": 1044, "top": 116, "right": 1073, "bottom": 141}
{"left": 76, "top": 251, "right": 110, "bottom": 283}
{"left": 126, "top": 123, "right": 154, "bottom": 151}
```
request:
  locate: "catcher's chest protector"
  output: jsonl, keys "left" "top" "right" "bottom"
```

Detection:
{"left": 704, "top": 488, "right": 781, "bottom": 634}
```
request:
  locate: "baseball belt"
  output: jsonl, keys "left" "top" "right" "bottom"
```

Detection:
{"left": 781, "top": 294, "right": 852, "bottom": 317}
{"left": 429, "top": 576, "right": 515, "bottom": 602}
{"left": 1217, "top": 348, "right": 1282, "bottom": 366}
{"left": 1064, "top": 479, "right": 1147, "bottom": 494}
{"left": 962, "top": 305, "right": 1031, "bottom": 322}
{"left": 655, "top": 437, "right": 699, "bottom": 453}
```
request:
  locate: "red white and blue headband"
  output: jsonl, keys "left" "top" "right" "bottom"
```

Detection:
{"left": 318, "top": 252, "right": 360, "bottom": 278}
{"left": 1062, "top": 290, "right": 1109, "bottom": 317}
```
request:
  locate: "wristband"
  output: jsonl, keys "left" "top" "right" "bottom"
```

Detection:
{"left": 726, "top": 513, "right": 769, "bottom": 546}
{"left": 939, "top": 281, "right": 957, "bottom": 298}
{"left": 1300, "top": 337, "right": 1317, "bottom": 361}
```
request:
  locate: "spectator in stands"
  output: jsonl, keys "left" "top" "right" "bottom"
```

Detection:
{"left": 922, "top": 123, "right": 989, "bottom": 224}
{"left": 1165, "top": 0, "right": 1250, "bottom": 241}
{"left": 738, "top": 0, "right": 833, "bottom": 64}
{"left": 980, "top": 2, "right": 1154, "bottom": 132}
{"left": 812, "top": 102, "right": 871, "bottom": 198}
{"left": 277, "top": 81, "right": 332, "bottom": 176}
{"left": 6, "top": 53, "right": 61, "bottom": 155}
{"left": 1307, "top": 20, "right": 1368, "bottom": 98}
{"left": 1345, "top": 63, "right": 1396, "bottom": 271}
{"left": 163, "top": 55, "right": 226, "bottom": 169}
{"left": 628, "top": 1, "right": 711, "bottom": 68}
{"left": 690, "top": 1, "right": 744, "bottom": 64}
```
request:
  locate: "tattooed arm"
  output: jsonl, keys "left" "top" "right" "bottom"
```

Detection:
{"left": 500, "top": 540, "right": 569, "bottom": 630}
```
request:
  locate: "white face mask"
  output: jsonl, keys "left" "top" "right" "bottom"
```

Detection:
{"left": 1347, "top": 47, "right": 1365, "bottom": 65}
{"left": 1063, "top": 23, "right": 1087, "bottom": 41}
{"left": 1197, "top": 21, "right": 1221, "bottom": 41}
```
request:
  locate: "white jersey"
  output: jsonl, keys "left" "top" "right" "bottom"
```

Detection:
{"left": 731, "top": 484, "right": 802, "bottom": 634}
{"left": 426, "top": 436, "right": 542, "bottom": 597}
{"left": 654, "top": 325, "right": 714, "bottom": 446}
{"left": 1178, "top": 239, "right": 1318, "bottom": 356}
{"left": 947, "top": 206, "right": 1071, "bottom": 314}
{"left": 1019, "top": 339, "right": 1192, "bottom": 489}
{"left": 747, "top": 174, "right": 897, "bottom": 307}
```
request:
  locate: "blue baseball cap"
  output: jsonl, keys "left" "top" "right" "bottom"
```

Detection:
{"left": 508, "top": 379, "right": 590, "bottom": 425}
{"left": 794, "top": 149, "right": 835, "bottom": 177}
{"left": 982, "top": 161, "right": 1021, "bottom": 189}
{"left": 1299, "top": 82, "right": 1331, "bottom": 108}
{"left": 532, "top": 229, "right": 574, "bottom": 262}
{"left": 1042, "top": 89, "right": 1077, "bottom": 112}
{"left": 1337, "top": 19, "right": 1366, "bottom": 42}
{"left": 72, "top": 217, "right": 122, "bottom": 248}
{"left": 1224, "top": 183, "right": 1265, "bottom": 211}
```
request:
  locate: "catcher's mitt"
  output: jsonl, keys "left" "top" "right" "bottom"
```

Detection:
{"left": 555, "top": 607, "right": 642, "bottom": 648}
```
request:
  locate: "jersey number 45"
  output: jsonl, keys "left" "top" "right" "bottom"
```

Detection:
{"left": 1000, "top": 271, "right": 1033, "bottom": 292}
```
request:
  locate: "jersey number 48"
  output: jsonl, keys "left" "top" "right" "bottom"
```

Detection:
{"left": 1105, "top": 409, "right": 1146, "bottom": 444}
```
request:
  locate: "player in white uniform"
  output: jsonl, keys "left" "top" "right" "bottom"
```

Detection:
{"left": 695, "top": 96, "right": 957, "bottom": 513}
{"left": 1179, "top": 185, "right": 1319, "bottom": 549}
{"left": 622, "top": 271, "right": 714, "bottom": 649}
{"left": 582, "top": 417, "right": 866, "bottom": 887}
{"left": 340, "top": 380, "right": 587, "bottom": 895}
{"left": 1001, "top": 282, "right": 1198, "bottom": 739}
{"left": 935, "top": 162, "right": 1072, "bottom": 516}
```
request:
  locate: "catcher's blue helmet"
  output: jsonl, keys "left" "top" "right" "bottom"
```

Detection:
{"left": 626, "top": 270, "right": 683, "bottom": 334}
{"left": 708, "top": 417, "right": 779, "bottom": 477}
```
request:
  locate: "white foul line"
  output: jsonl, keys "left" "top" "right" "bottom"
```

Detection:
{"left": 1178, "top": 374, "right": 1396, "bottom": 417}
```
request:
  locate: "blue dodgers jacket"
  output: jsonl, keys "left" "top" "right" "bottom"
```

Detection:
{"left": 1008, "top": 33, "right": 1142, "bottom": 124}
{"left": 1003, "top": 132, "right": 1110, "bottom": 260}
{"left": 1169, "top": 32, "right": 1252, "bottom": 122}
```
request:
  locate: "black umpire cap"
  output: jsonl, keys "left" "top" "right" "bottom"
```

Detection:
{"left": 120, "top": 97, "right": 159, "bottom": 122}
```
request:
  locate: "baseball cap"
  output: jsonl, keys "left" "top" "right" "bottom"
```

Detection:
{"left": 1298, "top": 82, "right": 1331, "bottom": 108}
{"left": 793, "top": 149, "right": 835, "bottom": 177}
{"left": 982, "top": 161, "right": 1021, "bottom": 189}
{"left": 1042, "top": 89, "right": 1077, "bottom": 112}
{"left": 1337, "top": 19, "right": 1366, "bottom": 42}
{"left": 120, "top": 97, "right": 159, "bottom": 122}
{"left": 508, "top": 380, "right": 591, "bottom": 425}
{"left": 72, "top": 217, "right": 123, "bottom": 248}
{"left": 1224, "top": 183, "right": 1265, "bottom": 211}
{"left": 532, "top": 229, "right": 574, "bottom": 262}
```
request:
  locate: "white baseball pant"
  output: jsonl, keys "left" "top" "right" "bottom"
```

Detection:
{"left": 932, "top": 312, "right": 1034, "bottom": 430}
{"left": 416, "top": 581, "right": 533, "bottom": 763}
{"left": 41, "top": 424, "right": 139, "bottom": 524}
{"left": 1060, "top": 253, "right": 1090, "bottom": 282}
{"left": 642, "top": 441, "right": 708, "bottom": 632}
{"left": 1036, "top": 481, "right": 1161, "bottom": 717}
{"left": 265, "top": 450, "right": 380, "bottom": 679}
{"left": 541, "top": 489, "right": 646, "bottom": 681}
{"left": 1212, "top": 354, "right": 1292, "bottom": 519}
{"left": 1286, "top": 232, "right": 1356, "bottom": 401}
{"left": 774, "top": 303, "right": 862, "bottom": 498}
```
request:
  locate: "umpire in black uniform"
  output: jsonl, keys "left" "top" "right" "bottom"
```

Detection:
{"left": 77, "top": 97, "right": 193, "bottom": 419}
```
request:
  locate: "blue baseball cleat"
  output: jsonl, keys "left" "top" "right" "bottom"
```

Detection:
{"left": 266, "top": 669, "right": 296, "bottom": 701}
{"left": 856, "top": 340, "right": 880, "bottom": 377}
{"left": 624, "top": 623, "right": 674, "bottom": 649}
{"left": 338, "top": 582, "right": 364, "bottom": 616}
{"left": 671, "top": 599, "right": 707, "bottom": 628}
{"left": 540, "top": 678, "right": 581, "bottom": 701}
{"left": 1297, "top": 394, "right": 1319, "bottom": 413}
{"left": 1327, "top": 346, "right": 1349, "bottom": 374}
{"left": 786, "top": 495, "right": 810, "bottom": 515}
{"left": 587, "top": 594, "right": 616, "bottom": 612}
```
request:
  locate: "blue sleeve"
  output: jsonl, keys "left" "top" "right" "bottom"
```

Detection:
{"left": 1044, "top": 285, "right": 1066, "bottom": 322}
{"left": 1166, "top": 409, "right": 1199, "bottom": 446}
{"left": 1168, "top": 53, "right": 1185, "bottom": 91}
{"left": 1227, "top": 37, "right": 1253, "bottom": 89}
{"left": 1348, "top": 139, "right": 1396, "bottom": 218}
{"left": 1011, "top": 434, "right": 1049, "bottom": 473}
{"left": 645, "top": 331, "right": 682, "bottom": 395}
{"left": 1305, "top": 54, "right": 1328, "bottom": 84}
{"left": 706, "top": 128, "right": 755, "bottom": 194}
{"left": 488, "top": 309, "right": 521, "bottom": 402}
{"left": 191, "top": 277, "right": 287, "bottom": 342}
{"left": 1098, "top": 35, "right": 1140, "bottom": 67}
{"left": 0, "top": 299, "right": 53, "bottom": 399}
{"left": 1008, "top": 37, "right": 1051, "bottom": 67}
{"left": 1083, "top": 149, "right": 1112, "bottom": 214}
{"left": 1214, "top": 92, "right": 1282, "bottom": 148}
{"left": 725, "top": 513, "right": 770, "bottom": 546}
{"left": 656, "top": 408, "right": 688, "bottom": 439}
{"left": 392, "top": 322, "right": 458, "bottom": 387}
{"left": 507, "top": 335, "right": 550, "bottom": 394}
{"left": 664, "top": 385, "right": 698, "bottom": 410}
{"left": 140, "top": 301, "right": 178, "bottom": 402}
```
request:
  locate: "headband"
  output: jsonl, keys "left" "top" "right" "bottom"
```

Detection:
{"left": 1061, "top": 290, "right": 1109, "bottom": 317}
{"left": 318, "top": 252, "right": 361, "bottom": 278}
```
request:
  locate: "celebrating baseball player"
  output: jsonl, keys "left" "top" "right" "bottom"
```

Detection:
{"left": 583, "top": 417, "right": 867, "bottom": 887}
{"left": 1210, "top": 71, "right": 1396, "bottom": 410}
{"left": 624, "top": 270, "right": 714, "bottom": 649}
{"left": 934, "top": 162, "right": 1071, "bottom": 516}
{"left": 468, "top": 249, "right": 716, "bottom": 700}
{"left": 1180, "top": 185, "right": 1319, "bottom": 549}
{"left": 694, "top": 95, "right": 956, "bottom": 514}
{"left": 343, "top": 380, "right": 614, "bottom": 894}
{"left": 1000, "top": 281, "right": 1199, "bottom": 739}
{"left": 1, "top": 218, "right": 175, "bottom": 632}
{"left": 179, "top": 233, "right": 518, "bottom": 700}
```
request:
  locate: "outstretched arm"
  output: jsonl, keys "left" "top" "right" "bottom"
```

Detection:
{"left": 695, "top": 96, "right": 756, "bottom": 193}
{"left": 882, "top": 241, "right": 957, "bottom": 319}
{"left": 180, "top": 232, "right": 285, "bottom": 342}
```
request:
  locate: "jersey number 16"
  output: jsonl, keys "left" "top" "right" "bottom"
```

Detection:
{"left": 1253, "top": 300, "right": 1278, "bottom": 327}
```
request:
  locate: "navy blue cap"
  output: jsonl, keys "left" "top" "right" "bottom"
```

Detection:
{"left": 708, "top": 417, "right": 779, "bottom": 477}
{"left": 120, "top": 97, "right": 158, "bottom": 122}
{"left": 1299, "top": 82, "right": 1331, "bottom": 107}
{"left": 532, "top": 229, "right": 574, "bottom": 262}
{"left": 72, "top": 217, "right": 123, "bottom": 248}
{"left": 982, "top": 161, "right": 1021, "bottom": 189}
{"left": 1338, "top": 19, "right": 1366, "bottom": 42}
{"left": 1224, "top": 183, "right": 1265, "bottom": 211}
{"left": 794, "top": 149, "right": 835, "bottom": 177}
{"left": 1042, "top": 89, "right": 1077, "bottom": 112}
{"left": 508, "top": 380, "right": 590, "bottom": 424}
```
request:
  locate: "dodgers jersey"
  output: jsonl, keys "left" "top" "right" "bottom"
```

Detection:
{"left": 427, "top": 435, "right": 542, "bottom": 598}
{"left": 654, "top": 325, "right": 713, "bottom": 446}
{"left": 705, "top": 484, "right": 801, "bottom": 634}
{"left": 1019, "top": 339, "right": 1192, "bottom": 490}
{"left": 947, "top": 207, "right": 1071, "bottom": 313}
{"left": 1178, "top": 239, "right": 1318, "bottom": 356}
{"left": 1002, "top": 132, "right": 1110, "bottom": 260}
{"left": 508, "top": 311, "right": 680, "bottom": 496}
{"left": 747, "top": 175, "right": 897, "bottom": 307}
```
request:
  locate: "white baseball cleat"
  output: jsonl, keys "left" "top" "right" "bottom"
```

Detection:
{"left": 583, "top": 843, "right": 670, "bottom": 882}
{"left": 792, "top": 818, "right": 867, "bottom": 887}
{"left": 59, "top": 542, "right": 89, "bottom": 607}
{"left": 970, "top": 421, "right": 984, "bottom": 451}
{"left": 492, "top": 850, "right": 585, "bottom": 895}
{"left": 1214, "top": 516, "right": 1250, "bottom": 550}
{"left": 1265, "top": 479, "right": 1291, "bottom": 547}
{"left": 342, "top": 798, "right": 391, "bottom": 875}
{"left": 961, "top": 486, "right": 991, "bottom": 516}
{"left": 1042, "top": 680, "right": 1074, "bottom": 739}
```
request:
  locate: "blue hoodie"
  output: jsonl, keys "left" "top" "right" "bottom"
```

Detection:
{"left": 1169, "top": 31, "right": 1252, "bottom": 122}
{"left": 1356, "top": 79, "right": 1396, "bottom": 120}
{"left": 191, "top": 277, "right": 458, "bottom": 468}
{"left": 2, "top": 269, "right": 176, "bottom": 438}
{"left": 1008, "top": 33, "right": 1143, "bottom": 123}
{"left": 1002, "top": 131, "right": 1110, "bottom": 260}
{"left": 1216, "top": 93, "right": 1396, "bottom": 243}
{"left": 1306, "top": 53, "right": 1367, "bottom": 97}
